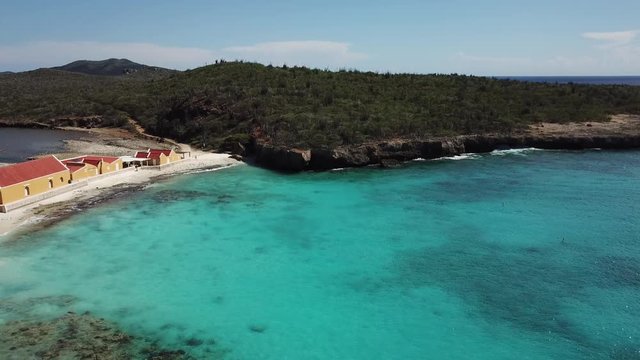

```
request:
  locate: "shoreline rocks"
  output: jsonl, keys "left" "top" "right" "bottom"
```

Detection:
{"left": 251, "top": 133, "right": 640, "bottom": 172}
{"left": 254, "top": 144, "right": 311, "bottom": 172}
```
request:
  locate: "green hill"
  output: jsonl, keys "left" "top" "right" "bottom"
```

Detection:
{"left": 51, "top": 58, "right": 174, "bottom": 76}
{"left": 1, "top": 61, "right": 640, "bottom": 150}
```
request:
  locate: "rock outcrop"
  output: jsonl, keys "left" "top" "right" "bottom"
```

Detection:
{"left": 252, "top": 133, "right": 640, "bottom": 172}
{"left": 254, "top": 143, "right": 312, "bottom": 171}
{"left": 0, "top": 312, "right": 195, "bottom": 359}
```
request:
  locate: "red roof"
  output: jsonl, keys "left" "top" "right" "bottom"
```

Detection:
{"left": 0, "top": 156, "right": 68, "bottom": 187}
{"left": 64, "top": 163, "right": 87, "bottom": 173}
{"left": 149, "top": 149, "right": 172, "bottom": 159}
{"left": 83, "top": 156, "right": 119, "bottom": 163}
{"left": 83, "top": 159, "right": 102, "bottom": 167}
{"left": 65, "top": 155, "right": 120, "bottom": 166}
{"left": 62, "top": 160, "right": 96, "bottom": 173}
{"left": 136, "top": 149, "right": 172, "bottom": 159}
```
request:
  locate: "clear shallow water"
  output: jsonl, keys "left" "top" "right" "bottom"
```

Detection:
{"left": 0, "top": 127, "right": 83, "bottom": 163}
{"left": 1, "top": 150, "right": 639, "bottom": 359}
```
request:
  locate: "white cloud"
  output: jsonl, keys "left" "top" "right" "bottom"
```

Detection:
{"left": 0, "top": 40, "right": 368, "bottom": 72}
{"left": 0, "top": 41, "right": 218, "bottom": 71}
{"left": 452, "top": 30, "right": 640, "bottom": 75}
{"left": 581, "top": 29, "right": 640, "bottom": 73}
{"left": 582, "top": 30, "right": 639, "bottom": 46}
{"left": 223, "top": 41, "right": 367, "bottom": 68}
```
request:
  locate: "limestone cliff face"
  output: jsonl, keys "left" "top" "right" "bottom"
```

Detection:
{"left": 252, "top": 133, "right": 640, "bottom": 172}
{"left": 254, "top": 143, "right": 311, "bottom": 172}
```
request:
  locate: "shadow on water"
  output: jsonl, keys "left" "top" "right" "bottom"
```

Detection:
{"left": 365, "top": 226, "right": 640, "bottom": 359}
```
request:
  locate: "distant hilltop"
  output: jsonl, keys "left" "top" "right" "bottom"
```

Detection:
{"left": 50, "top": 58, "right": 175, "bottom": 76}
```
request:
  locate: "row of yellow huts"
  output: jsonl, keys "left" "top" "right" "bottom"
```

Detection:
{"left": 0, "top": 148, "right": 182, "bottom": 212}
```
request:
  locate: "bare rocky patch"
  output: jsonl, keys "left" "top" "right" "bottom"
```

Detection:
{"left": 527, "top": 114, "right": 640, "bottom": 137}
{"left": 0, "top": 312, "right": 195, "bottom": 360}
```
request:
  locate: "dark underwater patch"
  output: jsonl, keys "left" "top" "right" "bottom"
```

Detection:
{"left": 378, "top": 232, "right": 640, "bottom": 356}
{"left": 595, "top": 256, "right": 640, "bottom": 288}
{"left": 151, "top": 190, "right": 210, "bottom": 203}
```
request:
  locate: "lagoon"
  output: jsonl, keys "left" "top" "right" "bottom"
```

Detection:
{"left": 0, "top": 127, "right": 83, "bottom": 163}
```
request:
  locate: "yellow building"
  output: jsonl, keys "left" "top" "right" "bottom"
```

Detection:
{"left": 63, "top": 160, "right": 99, "bottom": 182}
{"left": 0, "top": 155, "right": 71, "bottom": 206}
{"left": 64, "top": 156, "right": 123, "bottom": 175}
{"left": 134, "top": 149, "right": 182, "bottom": 166}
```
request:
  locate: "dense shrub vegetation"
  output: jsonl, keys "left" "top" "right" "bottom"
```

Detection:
{"left": 1, "top": 61, "right": 639, "bottom": 149}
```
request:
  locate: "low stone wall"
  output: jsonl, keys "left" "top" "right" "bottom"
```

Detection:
{"left": 0, "top": 181, "right": 88, "bottom": 213}
{"left": 138, "top": 159, "right": 187, "bottom": 171}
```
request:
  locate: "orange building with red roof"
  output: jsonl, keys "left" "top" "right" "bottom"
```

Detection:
{"left": 64, "top": 155, "right": 123, "bottom": 175}
{"left": 134, "top": 149, "right": 181, "bottom": 166}
{"left": 0, "top": 155, "right": 71, "bottom": 208}
{"left": 62, "top": 159, "right": 99, "bottom": 182}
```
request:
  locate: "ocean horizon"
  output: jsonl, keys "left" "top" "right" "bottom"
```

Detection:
{"left": 495, "top": 76, "right": 640, "bottom": 86}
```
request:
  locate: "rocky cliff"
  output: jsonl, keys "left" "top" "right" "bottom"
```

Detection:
{"left": 251, "top": 116, "right": 640, "bottom": 171}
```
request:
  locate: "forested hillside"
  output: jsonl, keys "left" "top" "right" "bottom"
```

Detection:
{"left": 2, "top": 61, "right": 639, "bottom": 150}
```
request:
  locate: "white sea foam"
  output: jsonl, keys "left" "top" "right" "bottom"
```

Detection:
{"left": 182, "top": 163, "right": 238, "bottom": 176}
{"left": 434, "top": 153, "right": 481, "bottom": 161}
{"left": 489, "top": 148, "right": 541, "bottom": 156}
{"left": 183, "top": 167, "right": 223, "bottom": 175}
{"left": 412, "top": 158, "right": 426, "bottom": 162}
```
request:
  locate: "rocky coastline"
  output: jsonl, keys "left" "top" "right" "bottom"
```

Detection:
{"left": 251, "top": 116, "right": 640, "bottom": 171}
{"left": 253, "top": 133, "right": 640, "bottom": 171}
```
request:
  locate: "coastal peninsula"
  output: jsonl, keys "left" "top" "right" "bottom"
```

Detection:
{"left": 2, "top": 60, "right": 640, "bottom": 172}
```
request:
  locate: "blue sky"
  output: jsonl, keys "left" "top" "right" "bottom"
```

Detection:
{"left": 1, "top": 0, "right": 639, "bottom": 75}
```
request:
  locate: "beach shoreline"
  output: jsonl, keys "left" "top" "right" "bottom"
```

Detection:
{"left": 0, "top": 149, "right": 241, "bottom": 240}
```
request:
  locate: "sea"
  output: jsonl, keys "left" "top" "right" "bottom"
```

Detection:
{"left": 1, "top": 148, "right": 639, "bottom": 359}
{"left": 0, "top": 128, "right": 83, "bottom": 163}
{"left": 496, "top": 76, "right": 640, "bottom": 86}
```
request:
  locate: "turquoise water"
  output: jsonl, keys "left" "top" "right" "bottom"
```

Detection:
{"left": 1, "top": 149, "right": 639, "bottom": 359}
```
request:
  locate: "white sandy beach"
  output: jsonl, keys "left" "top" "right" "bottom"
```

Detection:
{"left": 0, "top": 151, "right": 241, "bottom": 239}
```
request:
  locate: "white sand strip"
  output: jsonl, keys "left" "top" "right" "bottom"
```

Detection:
{"left": 0, "top": 152, "right": 241, "bottom": 239}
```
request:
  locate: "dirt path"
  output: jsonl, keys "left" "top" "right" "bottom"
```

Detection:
{"left": 126, "top": 117, "right": 187, "bottom": 151}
